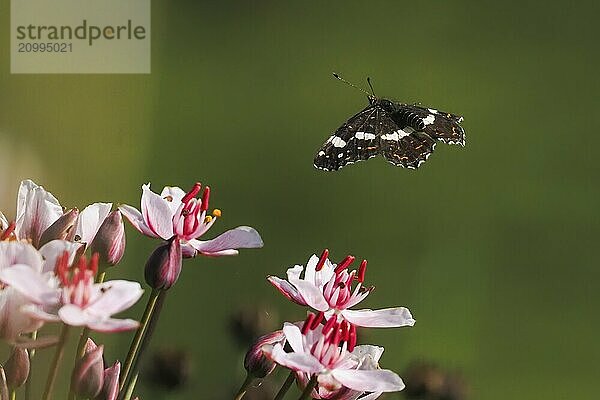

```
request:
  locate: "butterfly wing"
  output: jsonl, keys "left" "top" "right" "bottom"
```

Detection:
{"left": 390, "top": 104, "right": 465, "bottom": 146}
{"left": 379, "top": 113, "right": 437, "bottom": 169}
{"left": 314, "top": 106, "right": 381, "bottom": 171}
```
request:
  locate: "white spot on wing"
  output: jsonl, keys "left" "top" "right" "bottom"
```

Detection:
{"left": 381, "top": 132, "right": 399, "bottom": 141}
{"left": 318, "top": 151, "right": 325, "bottom": 156}
{"left": 331, "top": 136, "right": 347, "bottom": 148}
{"left": 422, "top": 114, "right": 435, "bottom": 125}
{"left": 355, "top": 131, "right": 376, "bottom": 140}
{"left": 427, "top": 108, "right": 438, "bottom": 114}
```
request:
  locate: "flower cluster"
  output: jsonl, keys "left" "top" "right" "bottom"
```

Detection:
{"left": 242, "top": 250, "right": 415, "bottom": 400}
{"left": 0, "top": 179, "right": 263, "bottom": 400}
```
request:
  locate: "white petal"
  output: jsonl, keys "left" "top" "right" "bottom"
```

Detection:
{"left": 15, "top": 180, "right": 63, "bottom": 246}
{"left": 140, "top": 184, "right": 175, "bottom": 240}
{"left": 86, "top": 280, "right": 143, "bottom": 316}
{"left": 159, "top": 186, "right": 186, "bottom": 213}
{"left": 39, "top": 240, "right": 82, "bottom": 273}
{"left": 351, "top": 345, "right": 385, "bottom": 366}
{"left": 58, "top": 304, "right": 90, "bottom": 326}
{"left": 270, "top": 343, "right": 323, "bottom": 374}
{"left": 118, "top": 205, "right": 157, "bottom": 237}
{"left": 86, "top": 317, "right": 139, "bottom": 332}
{"left": 0, "top": 241, "right": 43, "bottom": 272}
{"left": 342, "top": 308, "right": 415, "bottom": 328}
{"left": 190, "top": 226, "right": 263, "bottom": 253}
{"left": 282, "top": 323, "right": 304, "bottom": 353}
{"left": 73, "top": 202, "right": 112, "bottom": 245}
{"left": 0, "top": 264, "right": 59, "bottom": 305}
{"left": 289, "top": 278, "right": 329, "bottom": 312}
{"left": 0, "top": 212, "right": 8, "bottom": 229}
{"left": 0, "top": 287, "right": 44, "bottom": 341}
{"left": 332, "top": 369, "right": 405, "bottom": 392}
{"left": 267, "top": 276, "right": 307, "bottom": 306}
{"left": 303, "top": 255, "right": 320, "bottom": 284}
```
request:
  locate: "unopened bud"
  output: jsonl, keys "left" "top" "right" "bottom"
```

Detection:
{"left": 244, "top": 330, "right": 285, "bottom": 379}
{"left": 89, "top": 210, "right": 126, "bottom": 267}
{"left": 95, "top": 361, "right": 120, "bottom": 400}
{"left": 71, "top": 339, "right": 104, "bottom": 398}
{"left": 39, "top": 208, "right": 79, "bottom": 247}
{"left": 4, "top": 348, "right": 29, "bottom": 389}
{"left": 144, "top": 238, "right": 182, "bottom": 290}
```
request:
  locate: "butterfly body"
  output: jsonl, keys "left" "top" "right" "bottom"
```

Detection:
{"left": 314, "top": 96, "right": 465, "bottom": 171}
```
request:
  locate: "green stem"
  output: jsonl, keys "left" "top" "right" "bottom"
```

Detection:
{"left": 273, "top": 370, "right": 296, "bottom": 400}
{"left": 297, "top": 376, "right": 317, "bottom": 400}
{"left": 234, "top": 374, "right": 253, "bottom": 400}
{"left": 41, "top": 325, "right": 70, "bottom": 400}
{"left": 122, "top": 373, "right": 138, "bottom": 400}
{"left": 10, "top": 390, "right": 15, "bottom": 400}
{"left": 24, "top": 330, "right": 37, "bottom": 400}
{"left": 119, "top": 290, "right": 167, "bottom": 400}
{"left": 119, "top": 288, "right": 161, "bottom": 391}
{"left": 68, "top": 271, "right": 107, "bottom": 400}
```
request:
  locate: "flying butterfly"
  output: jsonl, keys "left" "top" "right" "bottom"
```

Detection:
{"left": 314, "top": 73, "right": 465, "bottom": 171}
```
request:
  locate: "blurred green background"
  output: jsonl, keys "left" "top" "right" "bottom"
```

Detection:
{"left": 1, "top": 1, "right": 599, "bottom": 399}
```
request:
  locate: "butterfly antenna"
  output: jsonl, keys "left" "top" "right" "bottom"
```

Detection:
{"left": 367, "top": 77, "right": 376, "bottom": 96}
{"left": 332, "top": 72, "right": 372, "bottom": 97}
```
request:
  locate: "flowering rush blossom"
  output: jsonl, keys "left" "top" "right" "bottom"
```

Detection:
{"left": 0, "top": 179, "right": 112, "bottom": 249}
{"left": 268, "top": 250, "right": 415, "bottom": 329}
{"left": 119, "top": 182, "right": 263, "bottom": 257}
{"left": 265, "top": 317, "right": 405, "bottom": 396}
{"left": 0, "top": 251, "right": 143, "bottom": 332}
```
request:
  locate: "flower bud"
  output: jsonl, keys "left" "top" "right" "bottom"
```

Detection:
{"left": 39, "top": 208, "right": 79, "bottom": 247}
{"left": 145, "top": 238, "right": 182, "bottom": 290}
{"left": 244, "top": 330, "right": 285, "bottom": 379}
{"left": 95, "top": 361, "right": 120, "bottom": 400}
{"left": 4, "top": 348, "right": 29, "bottom": 390}
{"left": 89, "top": 210, "right": 126, "bottom": 267}
{"left": 71, "top": 339, "right": 105, "bottom": 398}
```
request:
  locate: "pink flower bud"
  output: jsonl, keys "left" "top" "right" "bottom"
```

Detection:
{"left": 4, "top": 348, "right": 29, "bottom": 390}
{"left": 95, "top": 361, "right": 120, "bottom": 400}
{"left": 89, "top": 210, "right": 126, "bottom": 267}
{"left": 144, "top": 238, "right": 182, "bottom": 290}
{"left": 244, "top": 330, "right": 285, "bottom": 378}
{"left": 39, "top": 208, "right": 79, "bottom": 247}
{"left": 71, "top": 339, "right": 105, "bottom": 398}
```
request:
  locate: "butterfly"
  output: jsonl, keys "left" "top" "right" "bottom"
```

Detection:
{"left": 313, "top": 74, "right": 465, "bottom": 171}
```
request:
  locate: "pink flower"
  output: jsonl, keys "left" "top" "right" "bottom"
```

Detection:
{"left": 119, "top": 183, "right": 263, "bottom": 257}
{"left": 0, "top": 253, "right": 143, "bottom": 332}
{"left": 265, "top": 319, "right": 404, "bottom": 395}
{"left": 268, "top": 250, "right": 415, "bottom": 329}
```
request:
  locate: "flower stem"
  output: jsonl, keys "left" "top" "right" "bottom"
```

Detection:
{"left": 10, "top": 390, "right": 15, "bottom": 400}
{"left": 234, "top": 374, "right": 253, "bottom": 400}
{"left": 297, "top": 376, "right": 317, "bottom": 400}
{"left": 24, "top": 330, "right": 37, "bottom": 400}
{"left": 122, "top": 373, "right": 138, "bottom": 400}
{"left": 118, "top": 288, "right": 161, "bottom": 392}
{"left": 273, "top": 370, "right": 295, "bottom": 400}
{"left": 119, "top": 290, "right": 167, "bottom": 400}
{"left": 41, "top": 324, "right": 70, "bottom": 400}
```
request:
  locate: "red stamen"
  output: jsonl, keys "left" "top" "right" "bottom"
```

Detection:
{"left": 335, "top": 255, "right": 355, "bottom": 273}
{"left": 89, "top": 253, "right": 99, "bottom": 276}
{"left": 54, "top": 251, "right": 70, "bottom": 286}
{"left": 0, "top": 221, "right": 15, "bottom": 240}
{"left": 302, "top": 313, "right": 316, "bottom": 335}
{"left": 322, "top": 317, "right": 337, "bottom": 336}
{"left": 332, "top": 324, "right": 342, "bottom": 346}
{"left": 200, "top": 186, "right": 211, "bottom": 211}
{"left": 181, "top": 182, "right": 202, "bottom": 204}
{"left": 315, "top": 249, "right": 329, "bottom": 271}
{"left": 357, "top": 259, "right": 367, "bottom": 283}
{"left": 311, "top": 311, "right": 325, "bottom": 329}
{"left": 340, "top": 320, "right": 349, "bottom": 341}
{"left": 348, "top": 324, "right": 357, "bottom": 352}
{"left": 75, "top": 256, "right": 87, "bottom": 284}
